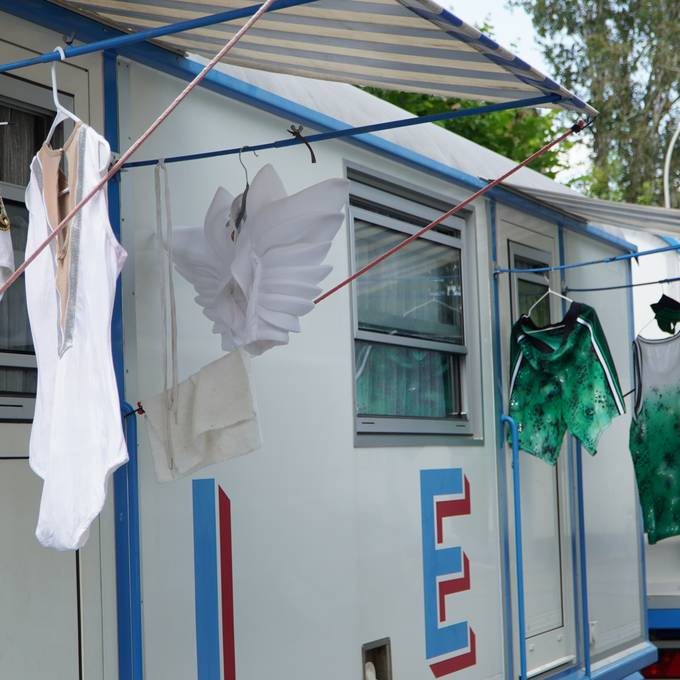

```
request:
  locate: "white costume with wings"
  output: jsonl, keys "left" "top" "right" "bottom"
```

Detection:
{"left": 171, "top": 165, "right": 348, "bottom": 356}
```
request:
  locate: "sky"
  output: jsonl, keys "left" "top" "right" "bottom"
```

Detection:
{"left": 445, "top": 2, "right": 589, "bottom": 183}
{"left": 445, "top": 1, "right": 551, "bottom": 76}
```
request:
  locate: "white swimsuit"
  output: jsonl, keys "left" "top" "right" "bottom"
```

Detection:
{"left": 25, "top": 122, "right": 128, "bottom": 550}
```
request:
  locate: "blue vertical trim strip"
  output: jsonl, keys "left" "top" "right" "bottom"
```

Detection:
{"left": 501, "top": 415, "right": 527, "bottom": 680}
{"left": 192, "top": 480, "right": 222, "bottom": 680}
{"left": 575, "top": 441, "right": 591, "bottom": 677}
{"left": 488, "top": 200, "right": 515, "bottom": 680}
{"left": 105, "top": 51, "right": 143, "bottom": 680}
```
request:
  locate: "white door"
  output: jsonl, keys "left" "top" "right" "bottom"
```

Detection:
{"left": 497, "top": 215, "right": 577, "bottom": 677}
{"left": 0, "top": 59, "right": 106, "bottom": 680}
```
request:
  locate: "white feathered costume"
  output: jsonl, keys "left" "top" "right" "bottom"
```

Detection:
{"left": 171, "top": 164, "right": 349, "bottom": 356}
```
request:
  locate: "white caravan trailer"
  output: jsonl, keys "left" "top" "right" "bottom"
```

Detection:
{"left": 0, "top": 2, "right": 678, "bottom": 680}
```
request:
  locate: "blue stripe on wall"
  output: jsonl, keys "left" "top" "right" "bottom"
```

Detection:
{"left": 192, "top": 479, "right": 221, "bottom": 680}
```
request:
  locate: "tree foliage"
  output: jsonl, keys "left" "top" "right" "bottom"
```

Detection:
{"left": 512, "top": 0, "right": 680, "bottom": 205}
{"left": 364, "top": 88, "right": 569, "bottom": 179}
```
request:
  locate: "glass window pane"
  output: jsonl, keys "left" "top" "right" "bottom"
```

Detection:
{"left": 0, "top": 101, "right": 56, "bottom": 187}
{"left": 355, "top": 340, "right": 460, "bottom": 418}
{"left": 355, "top": 220, "right": 463, "bottom": 344}
{"left": 0, "top": 200, "right": 32, "bottom": 354}
{"left": 517, "top": 279, "right": 550, "bottom": 327}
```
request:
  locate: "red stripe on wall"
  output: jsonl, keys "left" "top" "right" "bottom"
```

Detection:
{"left": 438, "top": 553, "right": 471, "bottom": 623}
{"left": 218, "top": 487, "right": 236, "bottom": 680}
{"left": 436, "top": 476, "right": 471, "bottom": 545}
{"left": 429, "top": 629, "right": 477, "bottom": 678}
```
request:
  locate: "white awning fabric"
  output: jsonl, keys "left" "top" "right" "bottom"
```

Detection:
{"left": 53, "top": 0, "right": 598, "bottom": 116}
{"left": 509, "top": 186, "right": 680, "bottom": 236}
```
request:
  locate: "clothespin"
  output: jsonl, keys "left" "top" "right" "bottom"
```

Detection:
{"left": 125, "top": 401, "right": 146, "bottom": 418}
{"left": 287, "top": 124, "right": 316, "bottom": 164}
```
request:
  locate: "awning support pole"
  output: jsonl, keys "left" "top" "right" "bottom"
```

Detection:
{"left": 314, "top": 120, "right": 588, "bottom": 304}
{"left": 0, "top": 0, "right": 318, "bottom": 75}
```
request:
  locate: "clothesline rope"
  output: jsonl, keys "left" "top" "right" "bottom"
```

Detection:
{"left": 567, "top": 274, "right": 680, "bottom": 293}
{"left": 496, "top": 243, "right": 680, "bottom": 275}
{"left": 314, "top": 120, "right": 589, "bottom": 305}
{"left": 0, "top": 0, "right": 277, "bottom": 300}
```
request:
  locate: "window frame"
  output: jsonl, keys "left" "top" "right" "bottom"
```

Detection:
{"left": 347, "top": 165, "right": 480, "bottom": 439}
{"left": 0, "top": 76, "right": 74, "bottom": 422}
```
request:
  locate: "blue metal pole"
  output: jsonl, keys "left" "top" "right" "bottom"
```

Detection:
{"left": 122, "top": 94, "right": 561, "bottom": 168}
{"left": 501, "top": 414, "right": 527, "bottom": 680}
{"left": 0, "top": 0, "right": 318, "bottom": 75}
{"left": 104, "top": 50, "right": 144, "bottom": 680}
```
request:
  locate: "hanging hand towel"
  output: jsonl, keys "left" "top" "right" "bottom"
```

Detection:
{"left": 170, "top": 164, "right": 349, "bottom": 356}
{"left": 144, "top": 350, "right": 261, "bottom": 482}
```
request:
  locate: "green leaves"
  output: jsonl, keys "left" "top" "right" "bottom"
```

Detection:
{"left": 513, "top": 0, "right": 680, "bottom": 205}
{"left": 364, "top": 87, "right": 571, "bottom": 179}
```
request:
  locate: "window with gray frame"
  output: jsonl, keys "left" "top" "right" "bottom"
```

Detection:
{"left": 0, "top": 79, "right": 67, "bottom": 421}
{"left": 349, "top": 169, "right": 473, "bottom": 436}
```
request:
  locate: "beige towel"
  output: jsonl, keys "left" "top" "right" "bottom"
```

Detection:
{"left": 144, "top": 350, "right": 261, "bottom": 482}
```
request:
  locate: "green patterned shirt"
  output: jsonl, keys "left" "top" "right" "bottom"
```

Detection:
{"left": 508, "top": 302, "right": 625, "bottom": 464}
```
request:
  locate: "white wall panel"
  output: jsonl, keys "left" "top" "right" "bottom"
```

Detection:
{"left": 119, "top": 59, "right": 506, "bottom": 680}
{"left": 564, "top": 232, "right": 644, "bottom": 657}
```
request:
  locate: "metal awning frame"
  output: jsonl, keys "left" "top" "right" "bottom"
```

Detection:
{"left": 0, "top": 0, "right": 588, "bottom": 150}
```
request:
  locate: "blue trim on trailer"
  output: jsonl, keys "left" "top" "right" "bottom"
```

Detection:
{"left": 581, "top": 225, "right": 637, "bottom": 254}
{"left": 0, "top": 0, "right": 318, "bottom": 75}
{"left": 105, "top": 52, "right": 143, "bottom": 680}
{"left": 488, "top": 200, "right": 515, "bottom": 680}
{"left": 0, "top": 0, "right": 627, "bottom": 255}
{"left": 590, "top": 642, "right": 657, "bottom": 679}
{"left": 192, "top": 480, "right": 222, "bottom": 680}
{"left": 574, "top": 441, "right": 592, "bottom": 677}
{"left": 626, "top": 257, "right": 651, "bottom": 643}
{"left": 649, "top": 608, "right": 680, "bottom": 629}
{"left": 658, "top": 234, "right": 680, "bottom": 249}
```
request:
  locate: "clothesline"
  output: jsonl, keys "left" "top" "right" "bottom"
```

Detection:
{"left": 0, "top": 0, "right": 315, "bottom": 75}
{"left": 0, "top": 0, "right": 278, "bottom": 300}
{"left": 566, "top": 275, "right": 680, "bottom": 293}
{"left": 122, "top": 94, "right": 560, "bottom": 169}
{"left": 494, "top": 243, "right": 680, "bottom": 276}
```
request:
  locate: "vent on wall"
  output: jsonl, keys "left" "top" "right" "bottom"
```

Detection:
{"left": 362, "top": 638, "right": 392, "bottom": 680}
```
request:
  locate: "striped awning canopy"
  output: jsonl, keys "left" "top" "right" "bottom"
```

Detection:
{"left": 53, "top": 0, "right": 598, "bottom": 117}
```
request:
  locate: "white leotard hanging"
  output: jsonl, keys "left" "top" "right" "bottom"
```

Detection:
{"left": 25, "top": 121, "right": 128, "bottom": 550}
{"left": 171, "top": 164, "right": 349, "bottom": 356}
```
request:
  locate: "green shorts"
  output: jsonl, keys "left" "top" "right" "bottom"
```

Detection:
{"left": 508, "top": 302, "right": 625, "bottom": 464}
